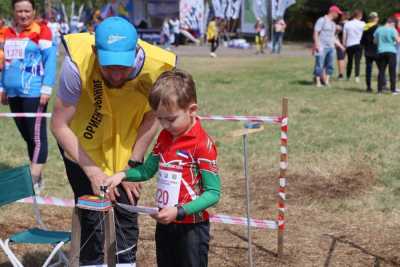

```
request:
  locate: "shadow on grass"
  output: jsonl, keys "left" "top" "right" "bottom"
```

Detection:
{"left": 342, "top": 87, "right": 368, "bottom": 93}
{"left": 0, "top": 162, "right": 14, "bottom": 171}
{"left": 291, "top": 80, "right": 314, "bottom": 86}
{"left": 323, "top": 234, "right": 400, "bottom": 267}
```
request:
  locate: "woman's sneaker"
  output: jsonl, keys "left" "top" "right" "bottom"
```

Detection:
{"left": 33, "top": 176, "right": 44, "bottom": 195}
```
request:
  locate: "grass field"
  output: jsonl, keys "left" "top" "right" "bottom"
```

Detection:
{"left": 0, "top": 45, "right": 400, "bottom": 266}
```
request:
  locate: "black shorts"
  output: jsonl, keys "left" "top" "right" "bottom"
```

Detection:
{"left": 8, "top": 97, "right": 48, "bottom": 164}
{"left": 336, "top": 47, "right": 346, "bottom": 60}
{"left": 156, "top": 221, "right": 210, "bottom": 267}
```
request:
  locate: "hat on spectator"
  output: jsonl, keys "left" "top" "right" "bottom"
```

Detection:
{"left": 329, "top": 5, "right": 343, "bottom": 15}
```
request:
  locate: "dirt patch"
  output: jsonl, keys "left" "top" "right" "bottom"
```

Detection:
{"left": 288, "top": 167, "right": 376, "bottom": 202}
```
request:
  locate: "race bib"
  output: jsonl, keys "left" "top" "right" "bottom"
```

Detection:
{"left": 4, "top": 39, "right": 28, "bottom": 60}
{"left": 156, "top": 165, "right": 182, "bottom": 208}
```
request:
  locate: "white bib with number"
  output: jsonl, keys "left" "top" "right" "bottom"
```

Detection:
{"left": 156, "top": 165, "right": 182, "bottom": 208}
{"left": 4, "top": 39, "right": 29, "bottom": 60}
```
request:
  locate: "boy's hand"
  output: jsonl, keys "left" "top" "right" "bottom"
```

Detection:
{"left": 104, "top": 172, "right": 125, "bottom": 189}
{"left": 151, "top": 207, "right": 178, "bottom": 224}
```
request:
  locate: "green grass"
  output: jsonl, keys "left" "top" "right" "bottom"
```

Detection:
{"left": 0, "top": 52, "right": 400, "bottom": 211}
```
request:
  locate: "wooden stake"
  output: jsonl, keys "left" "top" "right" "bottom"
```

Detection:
{"left": 277, "top": 97, "right": 288, "bottom": 258}
{"left": 105, "top": 208, "right": 116, "bottom": 267}
{"left": 69, "top": 207, "right": 81, "bottom": 267}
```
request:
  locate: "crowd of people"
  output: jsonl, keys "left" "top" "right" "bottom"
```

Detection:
{"left": 313, "top": 5, "right": 400, "bottom": 95}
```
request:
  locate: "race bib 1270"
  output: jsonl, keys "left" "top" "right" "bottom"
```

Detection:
{"left": 156, "top": 168, "right": 182, "bottom": 208}
{"left": 4, "top": 39, "right": 28, "bottom": 60}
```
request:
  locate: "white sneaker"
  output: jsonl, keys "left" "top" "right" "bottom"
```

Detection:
{"left": 355, "top": 77, "right": 360, "bottom": 83}
{"left": 210, "top": 52, "right": 217, "bottom": 58}
{"left": 392, "top": 89, "right": 399, "bottom": 95}
{"left": 33, "top": 176, "right": 44, "bottom": 195}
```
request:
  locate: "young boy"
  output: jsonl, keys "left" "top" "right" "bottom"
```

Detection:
{"left": 105, "top": 69, "right": 221, "bottom": 267}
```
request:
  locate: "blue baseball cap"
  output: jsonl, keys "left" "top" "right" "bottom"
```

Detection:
{"left": 95, "top": 17, "right": 137, "bottom": 67}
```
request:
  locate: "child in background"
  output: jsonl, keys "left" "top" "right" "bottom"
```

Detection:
{"left": 255, "top": 18, "right": 267, "bottom": 54}
{"left": 106, "top": 69, "right": 221, "bottom": 267}
{"left": 207, "top": 17, "right": 219, "bottom": 57}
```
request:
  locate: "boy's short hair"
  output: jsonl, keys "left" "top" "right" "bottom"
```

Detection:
{"left": 149, "top": 69, "right": 197, "bottom": 110}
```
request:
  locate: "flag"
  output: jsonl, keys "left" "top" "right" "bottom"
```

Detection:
{"left": 272, "top": 0, "right": 296, "bottom": 19}
{"left": 252, "top": 0, "right": 266, "bottom": 19}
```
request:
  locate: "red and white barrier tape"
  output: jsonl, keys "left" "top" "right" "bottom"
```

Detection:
{"left": 0, "top": 113, "right": 52, "bottom": 118}
{"left": 17, "top": 196, "right": 277, "bottom": 230}
{"left": 199, "top": 115, "right": 282, "bottom": 124}
{"left": 1, "top": 113, "right": 283, "bottom": 125}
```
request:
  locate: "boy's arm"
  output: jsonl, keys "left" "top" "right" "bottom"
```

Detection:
{"left": 182, "top": 170, "right": 221, "bottom": 215}
{"left": 124, "top": 153, "right": 160, "bottom": 182}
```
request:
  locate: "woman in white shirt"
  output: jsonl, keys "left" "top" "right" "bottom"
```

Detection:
{"left": 343, "top": 9, "right": 365, "bottom": 82}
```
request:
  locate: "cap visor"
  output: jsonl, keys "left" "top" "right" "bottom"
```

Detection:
{"left": 97, "top": 49, "right": 136, "bottom": 67}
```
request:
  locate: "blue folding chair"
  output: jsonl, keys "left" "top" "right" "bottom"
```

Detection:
{"left": 0, "top": 165, "right": 70, "bottom": 267}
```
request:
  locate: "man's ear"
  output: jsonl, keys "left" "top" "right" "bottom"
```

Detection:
{"left": 188, "top": 103, "right": 198, "bottom": 117}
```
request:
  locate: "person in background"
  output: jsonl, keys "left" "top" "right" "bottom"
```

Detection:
{"left": 335, "top": 12, "right": 349, "bottom": 79}
{"left": 207, "top": 17, "right": 219, "bottom": 58}
{"left": 60, "top": 19, "right": 69, "bottom": 35}
{"left": 313, "top": 5, "right": 345, "bottom": 87}
{"left": 47, "top": 16, "right": 61, "bottom": 54}
{"left": 394, "top": 12, "right": 400, "bottom": 75}
{"left": 0, "top": 0, "right": 56, "bottom": 193}
{"left": 374, "top": 17, "right": 400, "bottom": 95}
{"left": 0, "top": 18, "right": 6, "bottom": 70}
{"left": 343, "top": 9, "right": 365, "bottom": 83}
{"left": 361, "top": 12, "right": 380, "bottom": 93}
{"left": 272, "top": 17, "right": 286, "bottom": 54}
{"left": 255, "top": 18, "right": 266, "bottom": 54}
{"left": 169, "top": 17, "right": 180, "bottom": 47}
{"left": 161, "top": 17, "right": 172, "bottom": 50}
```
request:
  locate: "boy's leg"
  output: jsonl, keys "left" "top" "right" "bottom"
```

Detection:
{"left": 177, "top": 222, "right": 210, "bottom": 267}
{"left": 324, "top": 48, "right": 335, "bottom": 85}
{"left": 377, "top": 54, "right": 387, "bottom": 92}
{"left": 156, "top": 223, "right": 178, "bottom": 267}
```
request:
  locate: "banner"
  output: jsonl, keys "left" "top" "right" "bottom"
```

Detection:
{"left": 180, "top": 0, "right": 204, "bottom": 33}
{"left": 212, "top": 0, "right": 242, "bottom": 19}
{"left": 272, "top": 0, "right": 296, "bottom": 19}
{"left": 252, "top": 0, "right": 267, "bottom": 19}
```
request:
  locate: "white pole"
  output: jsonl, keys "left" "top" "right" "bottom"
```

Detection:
{"left": 243, "top": 133, "right": 253, "bottom": 267}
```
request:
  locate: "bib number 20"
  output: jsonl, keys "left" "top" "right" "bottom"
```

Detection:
{"left": 156, "top": 189, "right": 169, "bottom": 207}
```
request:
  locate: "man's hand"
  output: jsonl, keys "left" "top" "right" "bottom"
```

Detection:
{"left": 40, "top": 94, "right": 51, "bottom": 106}
{"left": 0, "top": 91, "right": 8, "bottom": 105}
{"left": 88, "top": 172, "right": 107, "bottom": 196}
{"left": 151, "top": 207, "right": 178, "bottom": 224}
{"left": 108, "top": 181, "right": 141, "bottom": 205}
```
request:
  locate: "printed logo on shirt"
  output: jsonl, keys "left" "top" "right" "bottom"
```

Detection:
{"left": 176, "top": 150, "right": 190, "bottom": 159}
{"left": 83, "top": 80, "right": 104, "bottom": 140}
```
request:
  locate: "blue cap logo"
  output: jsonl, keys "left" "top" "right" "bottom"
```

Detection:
{"left": 95, "top": 17, "right": 138, "bottom": 67}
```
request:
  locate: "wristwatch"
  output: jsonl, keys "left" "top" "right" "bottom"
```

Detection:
{"left": 176, "top": 205, "right": 186, "bottom": 221}
{"left": 128, "top": 160, "right": 143, "bottom": 168}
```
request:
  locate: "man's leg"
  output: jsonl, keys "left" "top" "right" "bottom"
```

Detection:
{"left": 113, "top": 190, "right": 139, "bottom": 263}
{"left": 324, "top": 48, "right": 335, "bottom": 85}
{"left": 61, "top": 154, "right": 105, "bottom": 265}
{"left": 365, "top": 56, "right": 373, "bottom": 91}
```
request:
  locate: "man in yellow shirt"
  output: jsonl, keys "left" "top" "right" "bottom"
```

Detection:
{"left": 51, "top": 17, "right": 176, "bottom": 265}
